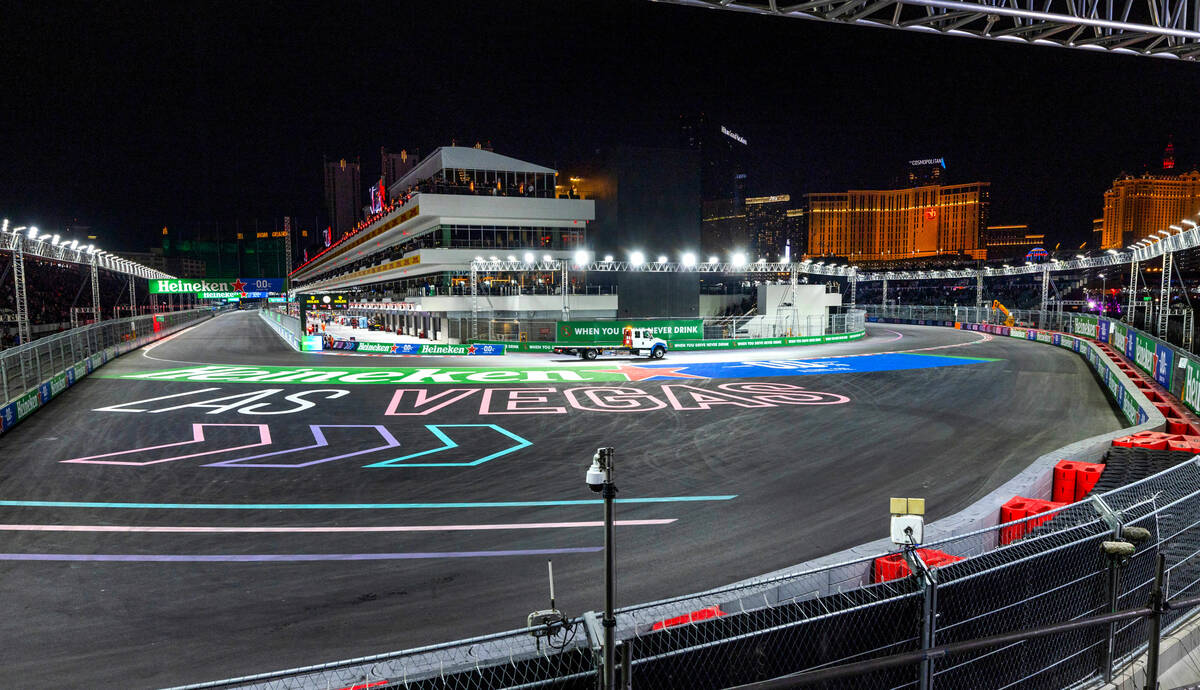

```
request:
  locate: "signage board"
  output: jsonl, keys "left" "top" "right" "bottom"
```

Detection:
{"left": 302, "top": 294, "right": 349, "bottom": 310}
{"left": 555, "top": 319, "right": 704, "bottom": 344}
{"left": 150, "top": 278, "right": 284, "bottom": 294}
{"left": 300, "top": 335, "right": 324, "bottom": 351}
{"left": 268, "top": 297, "right": 288, "bottom": 303}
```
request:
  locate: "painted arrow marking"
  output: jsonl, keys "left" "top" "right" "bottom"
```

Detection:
{"left": 365, "top": 424, "right": 532, "bottom": 468}
{"left": 61, "top": 424, "right": 272, "bottom": 466}
{"left": 204, "top": 425, "right": 400, "bottom": 468}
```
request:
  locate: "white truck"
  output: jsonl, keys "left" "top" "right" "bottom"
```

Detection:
{"left": 552, "top": 326, "right": 669, "bottom": 360}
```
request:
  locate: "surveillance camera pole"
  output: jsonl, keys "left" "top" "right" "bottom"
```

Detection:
{"left": 595, "top": 447, "right": 617, "bottom": 690}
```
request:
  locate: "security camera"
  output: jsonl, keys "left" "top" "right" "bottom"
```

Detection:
{"left": 586, "top": 455, "right": 606, "bottom": 493}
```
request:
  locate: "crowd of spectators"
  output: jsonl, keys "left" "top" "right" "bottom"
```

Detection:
{"left": 0, "top": 255, "right": 156, "bottom": 349}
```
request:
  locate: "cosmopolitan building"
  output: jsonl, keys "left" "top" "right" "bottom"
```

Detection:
{"left": 1100, "top": 169, "right": 1200, "bottom": 249}
{"left": 805, "top": 182, "right": 990, "bottom": 262}
{"left": 289, "top": 147, "right": 601, "bottom": 341}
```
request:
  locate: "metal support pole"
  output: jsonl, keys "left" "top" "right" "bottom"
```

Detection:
{"left": 561, "top": 260, "right": 570, "bottom": 323}
{"left": 470, "top": 261, "right": 479, "bottom": 342}
{"left": 1159, "top": 252, "right": 1173, "bottom": 337}
{"left": 849, "top": 272, "right": 857, "bottom": 309}
{"left": 1146, "top": 552, "right": 1166, "bottom": 690}
{"left": 882, "top": 278, "right": 889, "bottom": 310}
{"left": 588, "top": 446, "right": 617, "bottom": 690}
{"left": 902, "top": 549, "right": 937, "bottom": 690}
{"left": 12, "top": 237, "right": 30, "bottom": 345}
{"left": 1128, "top": 259, "right": 1139, "bottom": 324}
{"left": 976, "top": 271, "right": 983, "bottom": 310}
{"left": 1040, "top": 266, "right": 1050, "bottom": 329}
{"left": 130, "top": 276, "right": 137, "bottom": 316}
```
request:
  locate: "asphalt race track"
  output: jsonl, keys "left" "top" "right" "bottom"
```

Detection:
{"left": 0, "top": 311, "right": 1124, "bottom": 688}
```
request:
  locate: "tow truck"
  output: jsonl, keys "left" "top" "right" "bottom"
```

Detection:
{"left": 552, "top": 326, "right": 668, "bottom": 360}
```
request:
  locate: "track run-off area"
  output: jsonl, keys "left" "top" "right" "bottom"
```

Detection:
{"left": 0, "top": 311, "right": 1125, "bottom": 688}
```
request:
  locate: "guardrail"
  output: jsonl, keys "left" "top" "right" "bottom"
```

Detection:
{"left": 0, "top": 308, "right": 214, "bottom": 433}
{"left": 174, "top": 308, "right": 1199, "bottom": 689}
{"left": 258, "top": 308, "right": 301, "bottom": 350}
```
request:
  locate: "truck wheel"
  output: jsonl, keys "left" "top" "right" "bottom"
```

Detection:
{"left": 651, "top": 346, "right": 665, "bottom": 359}
{"left": 583, "top": 349, "right": 597, "bottom": 360}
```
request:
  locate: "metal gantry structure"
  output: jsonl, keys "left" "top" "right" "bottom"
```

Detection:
{"left": 465, "top": 216, "right": 1200, "bottom": 338}
{"left": 2, "top": 217, "right": 174, "bottom": 345}
{"left": 654, "top": 0, "right": 1200, "bottom": 60}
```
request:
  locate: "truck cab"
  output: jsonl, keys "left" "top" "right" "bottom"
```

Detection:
{"left": 551, "top": 326, "right": 669, "bottom": 360}
{"left": 624, "top": 327, "right": 668, "bottom": 358}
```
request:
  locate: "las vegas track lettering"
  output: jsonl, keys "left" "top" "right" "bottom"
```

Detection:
{"left": 94, "top": 382, "right": 849, "bottom": 415}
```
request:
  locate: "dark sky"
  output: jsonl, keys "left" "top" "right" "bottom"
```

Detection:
{"left": 3, "top": 1, "right": 1198, "bottom": 252}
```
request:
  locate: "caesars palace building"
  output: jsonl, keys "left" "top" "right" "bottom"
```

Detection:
{"left": 288, "top": 147, "right": 611, "bottom": 342}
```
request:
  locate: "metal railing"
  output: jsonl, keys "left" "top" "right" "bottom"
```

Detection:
{"left": 0, "top": 308, "right": 212, "bottom": 405}
{"left": 182, "top": 309, "right": 1192, "bottom": 690}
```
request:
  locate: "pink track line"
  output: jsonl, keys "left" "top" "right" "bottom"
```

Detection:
{"left": 61, "top": 423, "right": 272, "bottom": 466}
{"left": 0, "top": 519, "right": 677, "bottom": 533}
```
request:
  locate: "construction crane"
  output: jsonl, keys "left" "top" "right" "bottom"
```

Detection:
{"left": 992, "top": 300, "right": 1015, "bottom": 327}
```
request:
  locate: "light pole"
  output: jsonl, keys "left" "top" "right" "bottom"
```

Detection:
{"left": 1099, "top": 274, "right": 1106, "bottom": 315}
{"left": 586, "top": 447, "right": 617, "bottom": 690}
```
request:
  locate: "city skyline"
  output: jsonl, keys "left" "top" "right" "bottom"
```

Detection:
{"left": 3, "top": 1, "right": 1199, "bottom": 255}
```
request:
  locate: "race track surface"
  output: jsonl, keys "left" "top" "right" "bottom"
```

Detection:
{"left": 0, "top": 312, "right": 1124, "bottom": 688}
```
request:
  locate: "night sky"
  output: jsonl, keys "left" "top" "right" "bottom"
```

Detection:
{"left": 3, "top": 1, "right": 1199, "bottom": 253}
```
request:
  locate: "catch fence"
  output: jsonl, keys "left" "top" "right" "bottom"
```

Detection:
{"left": 176, "top": 308, "right": 1200, "bottom": 689}
{"left": 0, "top": 308, "right": 213, "bottom": 404}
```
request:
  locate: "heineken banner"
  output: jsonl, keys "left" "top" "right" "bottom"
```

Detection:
{"left": 1133, "top": 333, "right": 1156, "bottom": 374}
{"left": 556, "top": 319, "right": 704, "bottom": 343}
{"left": 329, "top": 341, "right": 505, "bottom": 356}
{"left": 1073, "top": 315, "right": 1098, "bottom": 338}
{"left": 1110, "top": 322, "right": 1127, "bottom": 354}
{"left": 1183, "top": 358, "right": 1200, "bottom": 414}
{"left": 150, "top": 278, "right": 284, "bottom": 294}
{"left": 1155, "top": 343, "right": 1174, "bottom": 388}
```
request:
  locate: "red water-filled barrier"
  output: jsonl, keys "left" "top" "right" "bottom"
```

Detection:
{"left": 1052, "top": 460, "right": 1104, "bottom": 502}
{"left": 873, "top": 549, "right": 965, "bottom": 583}
{"left": 1167, "top": 419, "right": 1199, "bottom": 436}
{"left": 999, "top": 496, "right": 1069, "bottom": 545}
{"left": 651, "top": 605, "right": 726, "bottom": 630}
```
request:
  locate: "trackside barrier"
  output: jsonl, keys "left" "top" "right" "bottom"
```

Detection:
{"left": 175, "top": 312, "right": 1195, "bottom": 690}
{"left": 0, "top": 308, "right": 214, "bottom": 434}
{"left": 258, "top": 309, "right": 301, "bottom": 350}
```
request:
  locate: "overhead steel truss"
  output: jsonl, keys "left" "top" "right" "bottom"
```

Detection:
{"left": 653, "top": 0, "right": 1200, "bottom": 60}
{"left": 469, "top": 223, "right": 1196, "bottom": 281}
{"left": 0, "top": 220, "right": 173, "bottom": 281}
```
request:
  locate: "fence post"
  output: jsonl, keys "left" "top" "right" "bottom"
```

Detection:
{"left": 1146, "top": 553, "right": 1166, "bottom": 690}
{"left": 920, "top": 572, "right": 938, "bottom": 690}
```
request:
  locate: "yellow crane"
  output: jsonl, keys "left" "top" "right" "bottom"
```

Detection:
{"left": 992, "top": 300, "right": 1015, "bottom": 327}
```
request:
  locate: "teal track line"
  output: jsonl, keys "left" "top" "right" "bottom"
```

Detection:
{"left": 0, "top": 496, "right": 737, "bottom": 510}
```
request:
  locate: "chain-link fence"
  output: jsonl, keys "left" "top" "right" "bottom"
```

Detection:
{"left": 0, "top": 308, "right": 212, "bottom": 404}
{"left": 172, "top": 308, "right": 1200, "bottom": 689}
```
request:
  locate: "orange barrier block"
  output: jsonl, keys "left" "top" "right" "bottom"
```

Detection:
{"left": 1074, "top": 465, "right": 1104, "bottom": 500}
{"left": 1168, "top": 419, "right": 1194, "bottom": 435}
{"left": 1167, "top": 436, "right": 1200, "bottom": 453}
{"left": 873, "top": 549, "right": 964, "bottom": 583}
{"left": 1052, "top": 460, "right": 1078, "bottom": 503}
{"left": 1130, "top": 436, "right": 1170, "bottom": 450}
{"left": 1000, "top": 498, "right": 1031, "bottom": 545}
{"left": 1157, "top": 403, "right": 1176, "bottom": 417}
{"left": 1111, "top": 436, "right": 1137, "bottom": 448}
{"left": 651, "top": 605, "right": 726, "bottom": 630}
{"left": 1027, "top": 499, "right": 1069, "bottom": 529}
